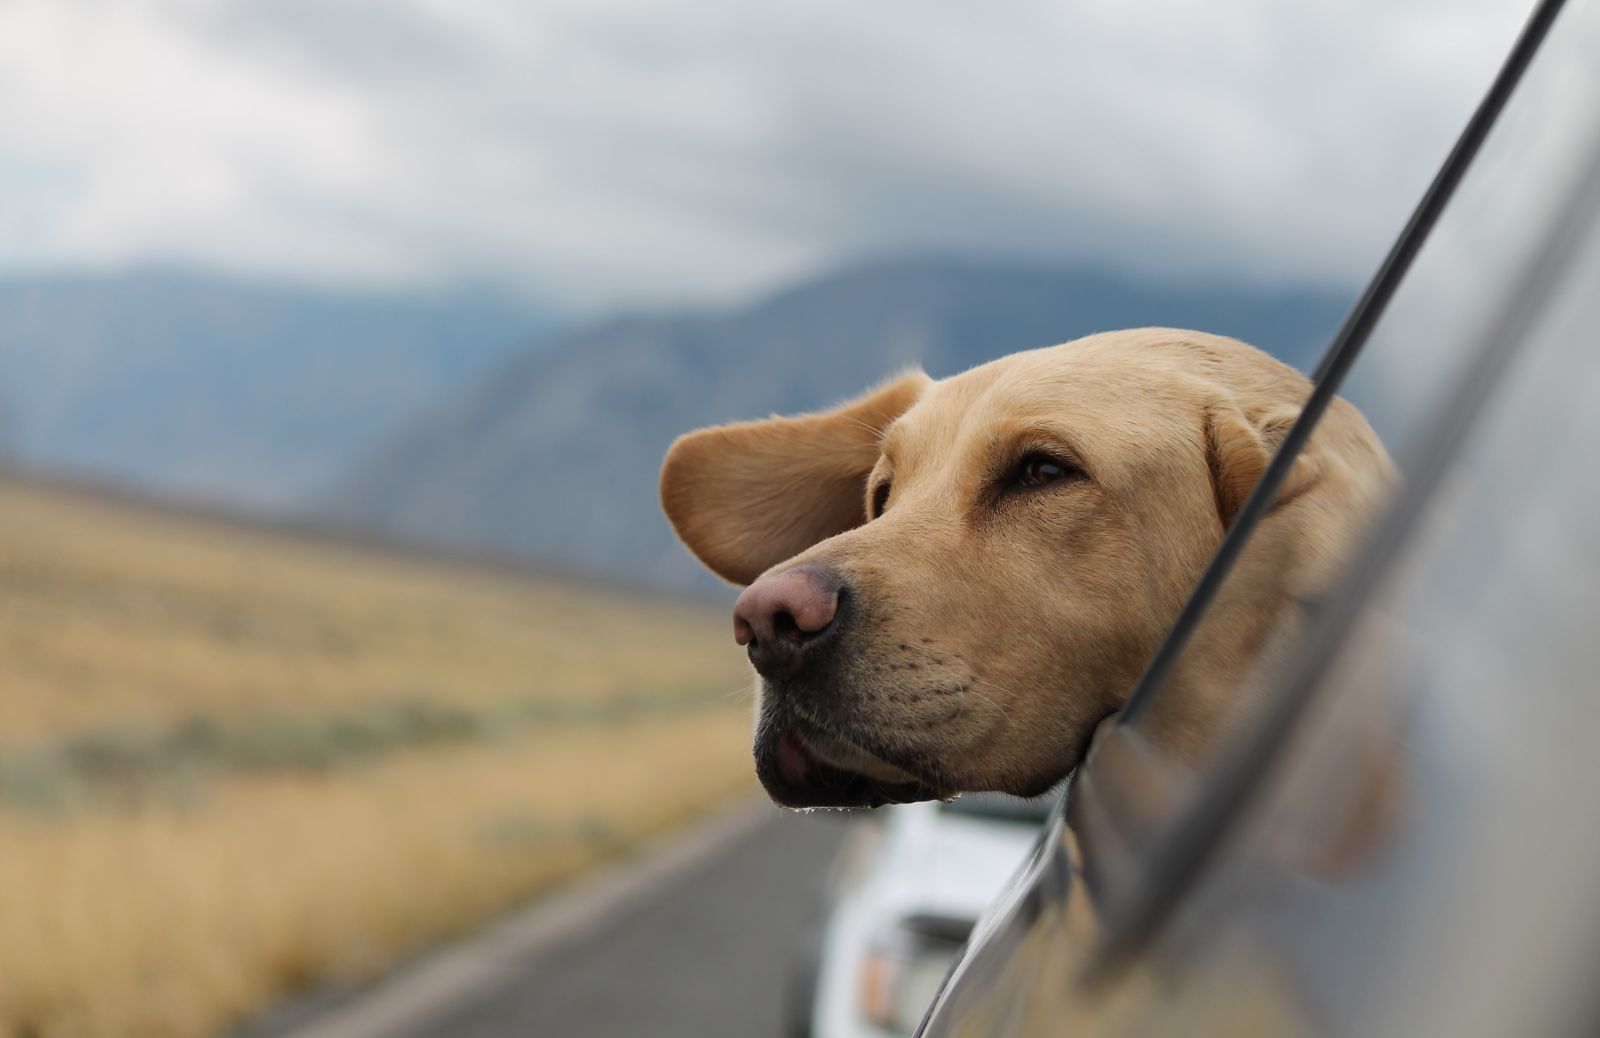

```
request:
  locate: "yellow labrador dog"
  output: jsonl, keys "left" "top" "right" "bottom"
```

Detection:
{"left": 660, "top": 329, "right": 1393, "bottom": 808}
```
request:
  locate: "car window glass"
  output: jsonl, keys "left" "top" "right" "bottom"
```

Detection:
{"left": 1126, "top": 0, "right": 1596, "bottom": 769}
{"left": 922, "top": 6, "right": 1600, "bottom": 1033}
{"left": 1138, "top": 106, "right": 1600, "bottom": 1037}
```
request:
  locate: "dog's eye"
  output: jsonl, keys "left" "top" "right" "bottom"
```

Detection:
{"left": 870, "top": 481, "right": 891, "bottom": 518}
{"left": 1012, "top": 453, "right": 1080, "bottom": 489}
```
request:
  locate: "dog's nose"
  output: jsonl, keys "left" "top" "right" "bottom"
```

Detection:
{"left": 733, "top": 565, "right": 843, "bottom": 678}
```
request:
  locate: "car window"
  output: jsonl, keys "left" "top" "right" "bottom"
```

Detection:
{"left": 1107, "top": 86, "right": 1600, "bottom": 1037}
{"left": 1112, "top": 0, "right": 1582, "bottom": 767}
{"left": 1085, "top": 0, "right": 1600, "bottom": 993}
{"left": 923, "top": 2, "right": 1600, "bottom": 1032}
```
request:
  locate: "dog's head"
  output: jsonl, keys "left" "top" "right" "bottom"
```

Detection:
{"left": 661, "top": 329, "right": 1391, "bottom": 808}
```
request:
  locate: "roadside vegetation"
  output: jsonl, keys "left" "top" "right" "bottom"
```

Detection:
{"left": 0, "top": 475, "right": 754, "bottom": 1038}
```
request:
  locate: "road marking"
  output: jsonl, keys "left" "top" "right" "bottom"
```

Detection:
{"left": 279, "top": 795, "right": 775, "bottom": 1038}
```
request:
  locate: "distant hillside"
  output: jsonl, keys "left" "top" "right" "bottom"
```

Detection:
{"left": 0, "top": 397, "right": 16, "bottom": 457}
{"left": 318, "top": 257, "right": 1352, "bottom": 593}
{"left": 0, "top": 270, "right": 556, "bottom": 508}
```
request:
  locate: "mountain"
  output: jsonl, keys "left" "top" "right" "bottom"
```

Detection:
{"left": 0, "top": 270, "right": 557, "bottom": 509}
{"left": 0, "top": 396, "right": 16, "bottom": 457}
{"left": 318, "top": 257, "right": 1353, "bottom": 594}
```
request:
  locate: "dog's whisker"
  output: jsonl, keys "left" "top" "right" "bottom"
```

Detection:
{"left": 833, "top": 412, "right": 894, "bottom": 444}
{"left": 965, "top": 677, "right": 1011, "bottom": 712}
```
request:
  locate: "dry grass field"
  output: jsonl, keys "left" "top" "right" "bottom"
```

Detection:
{"left": 0, "top": 474, "right": 756, "bottom": 1038}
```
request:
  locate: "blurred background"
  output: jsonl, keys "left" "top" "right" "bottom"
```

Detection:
{"left": 0, "top": 2, "right": 1533, "bottom": 1036}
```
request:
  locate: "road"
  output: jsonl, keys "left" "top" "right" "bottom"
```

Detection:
{"left": 268, "top": 801, "right": 853, "bottom": 1038}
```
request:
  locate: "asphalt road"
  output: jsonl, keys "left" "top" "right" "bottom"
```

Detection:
{"left": 379, "top": 807, "right": 851, "bottom": 1038}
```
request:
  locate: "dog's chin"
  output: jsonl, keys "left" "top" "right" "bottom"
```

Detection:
{"left": 754, "top": 722, "right": 945, "bottom": 809}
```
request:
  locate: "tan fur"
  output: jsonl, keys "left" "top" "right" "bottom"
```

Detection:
{"left": 660, "top": 328, "right": 1394, "bottom": 796}
{"left": 661, "top": 371, "right": 931, "bottom": 586}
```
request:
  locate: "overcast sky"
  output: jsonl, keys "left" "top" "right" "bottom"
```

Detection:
{"left": 0, "top": 0, "right": 1535, "bottom": 313}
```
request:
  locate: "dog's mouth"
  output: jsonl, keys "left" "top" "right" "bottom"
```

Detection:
{"left": 755, "top": 721, "right": 945, "bottom": 809}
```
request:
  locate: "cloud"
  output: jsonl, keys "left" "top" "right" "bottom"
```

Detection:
{"left": 0, "top": 0, "right": 1535, "bottom": 310}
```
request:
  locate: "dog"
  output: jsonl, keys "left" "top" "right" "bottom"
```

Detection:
{"left": 660, "top": 329, "right": 1394, "bottom": 809}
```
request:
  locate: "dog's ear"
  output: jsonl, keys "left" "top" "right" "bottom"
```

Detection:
{"left": 1204, "top": 402, "right": 1316, "bottom": 530}
{"left": 661, "top": 371, "right": 931, "bottom": 585}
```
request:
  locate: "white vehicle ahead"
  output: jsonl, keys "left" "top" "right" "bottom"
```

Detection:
{"left": 791, "top": 795, "right": 1050, "bottom": 1038}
